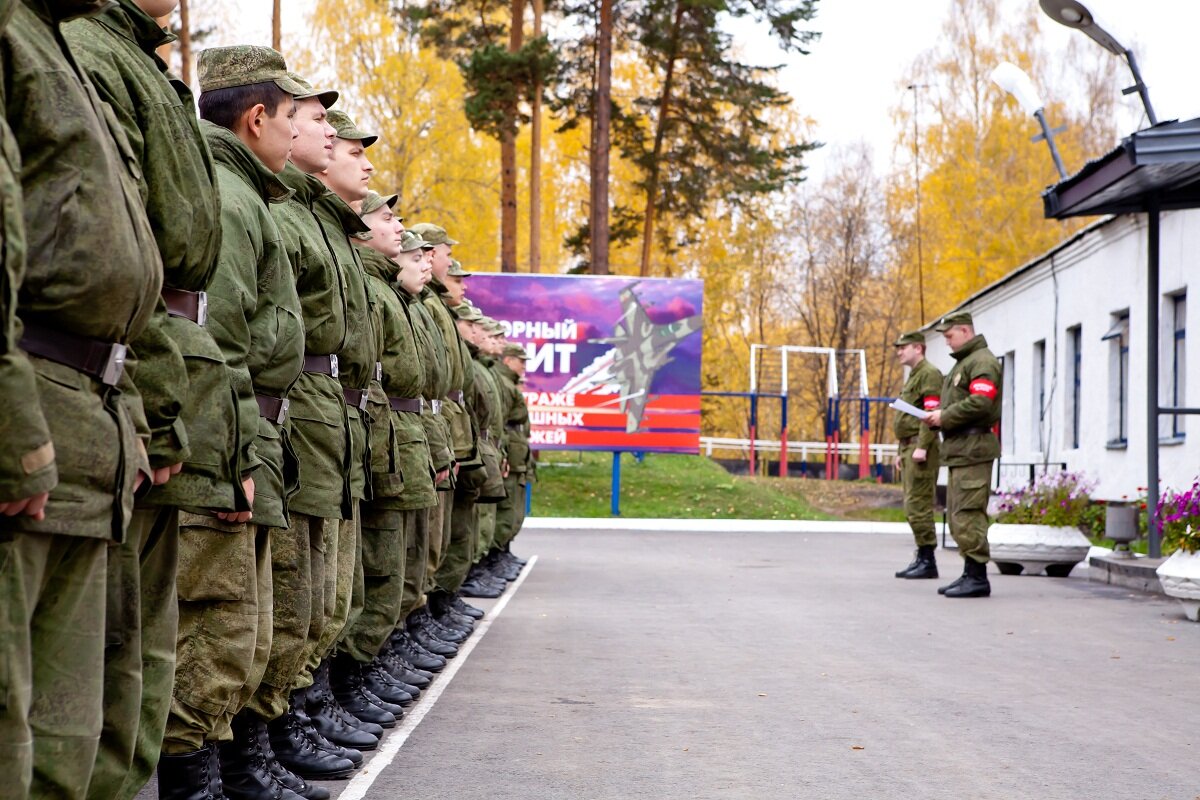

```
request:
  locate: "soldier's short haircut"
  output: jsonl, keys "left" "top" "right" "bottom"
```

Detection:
{"left": 199, "top": 80, "right": 291, "bottom": 130}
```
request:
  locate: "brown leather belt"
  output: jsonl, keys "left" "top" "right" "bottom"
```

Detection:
{"left": 256, "top": 394, "right": 289, "bottom": 424}
{"left": 343, "top": 388, "right": 368, "bottom": 411}
{"left": 303, "top": 354, "right": 338, "bottom": 376}
{"left": 162, "top": 288, "right": 208, "bottom": 326}
{"left": 20, "top": 320, "right": 127, "bottom": 386}
{"left": 942, "top": 426, "right": 992, "bottom": 440}
{"left": 898, "top": 435, "right": 916, "bottom": 447}
{"left": 448, "top": 390, "right": 464, "bottom": 403}
{"left": 389, "top": 396, "right": 422, "bottom": 413}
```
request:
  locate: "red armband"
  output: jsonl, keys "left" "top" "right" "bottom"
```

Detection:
{"left": 922, "top": 395, "right": 940, "bottom": 411}
{"left": 968, "top": 378, "right": 997, "bottom": 400}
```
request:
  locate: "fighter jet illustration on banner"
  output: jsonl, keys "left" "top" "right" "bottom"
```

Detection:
{"left": 561, "top": 284, "right": 702, "bottom": 432}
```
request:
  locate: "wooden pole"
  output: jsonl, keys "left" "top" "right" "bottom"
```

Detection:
{"left": 529, "top": 0, "right": 544, "bottom": 273}
{"left": 272, "top": 0, "right": 282, "bottom": 51}
{"left": 179, "top": 0, "right": 192, "bottom": 87}
{"left": 500, "top": 0, "right": 526, "bottom": 273}
{"left": 590, "top": 0, "right": 612, "bottom": 275}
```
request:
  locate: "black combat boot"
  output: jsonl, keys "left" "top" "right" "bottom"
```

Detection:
{"left": 459, "top": 573, "right": 503, "bottom": 599}
{"left": 329, "top": 651, "right": 398, "bottom": 728}
{"left": 943, "top": 558, "right": 991, "bottom": 598}
{"left": 157, "top": 744, "right": 225, "bottom": 800}
{"left": 431, "top": 591, "right": 476, "bottom": 632}
{"left": 364, "top": 658, "right": 418, "bottom": 705}
{"left": 379, "top": 648, "right": 432, "bottom": 688}
{"left": 306, "top": 662, "right": 382, "bottom": 751}
{"left": 406, "top": 617, "right": 459, "bottom": 658}
{"left": 451, "top": 594, "right": 485, "bottom": 619}
{"left": 389, "top": 629, "right": 447, "bottom": 672}
{"left": 218, "top": 710, "right": 305, "bottom": 800}
{"left": 412, "top": 606, "right": 468, "bottom": 643}
{"left": 280, "top": 688, "right": 363, "bottom": 768}
{"left": 267, "top": 692, "right": 356, "bottom": 781}
{"left": 486, "top": 549, "right": 522, "bottom": 581}
{"left": 897, "top": 545, "right": 938, "bottom": 579}
{"left": 261, "top": 724, "right": 330, "bottom": 800}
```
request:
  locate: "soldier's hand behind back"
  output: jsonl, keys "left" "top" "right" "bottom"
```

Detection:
{"left": 0, "top": 491, "right": 50, "bottom": 521}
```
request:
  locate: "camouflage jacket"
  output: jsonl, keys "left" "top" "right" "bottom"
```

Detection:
{"left": 422, "top": 280, "right": 476, "bottom": 462}
{"left": 405, "top": 291, "right": 452, "bottom": 475}
{"left": 939, "top": 334, "right": 1002, "bottom": 467}
{"left": 313, "top": 193, "right": 375, "bottom": 502}
{"left": 201, "top": 121, "right": 304, "bottom": 527}
{"left": 3, "top": 0, "right": 162, "bottom": 539}
{"left": 64, "top": 2, "right": 245, "bottom": 512}
{"left": 893, "top": 357, "right": 942, "bottom": 452}
{"left": 360, "top": 247, "right": 435, "bottom": 511}
{"left": 492, "top": 360, "right": 531, "bottom": 474}
{"left": 273, "top": 165, "right": 351, "bottom": 519}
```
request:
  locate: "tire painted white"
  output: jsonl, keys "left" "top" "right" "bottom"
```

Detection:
{"left": 1156, "top": 549, "right": 1200, "bottom": 621}
{"left": 987, "top": 523, "right": 1092, "bottom": 576}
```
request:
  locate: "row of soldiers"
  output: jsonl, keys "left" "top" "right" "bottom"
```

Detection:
{"left": 1, "top": 2, "right": 535, "bottom": 799}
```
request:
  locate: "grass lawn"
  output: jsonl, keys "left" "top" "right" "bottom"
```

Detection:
{"left": 530, "top": 451, "right": 833, "bottom": 520}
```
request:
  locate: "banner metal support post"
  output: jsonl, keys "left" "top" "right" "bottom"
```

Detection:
{"left": 611, "top": 451, "right": 622, "bottom": 516}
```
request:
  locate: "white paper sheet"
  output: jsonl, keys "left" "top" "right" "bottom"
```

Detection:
{"left": 890, "top": 398, "right": 929, "bottom": 420}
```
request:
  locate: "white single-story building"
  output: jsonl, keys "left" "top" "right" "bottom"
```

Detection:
{"left": 922, "top": 210, "right": 1195, "bottom": 501}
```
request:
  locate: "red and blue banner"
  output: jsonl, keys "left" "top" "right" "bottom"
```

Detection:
{"left": 466, "top": 274, "right": 704, "bottom": 453}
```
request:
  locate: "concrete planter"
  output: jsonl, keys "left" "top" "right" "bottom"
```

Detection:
{"left": 987, "top": 523, "right": 1092, "bottom": 577}
{"left": 1156, "top": 549, "right": 1200, "bottom": 621}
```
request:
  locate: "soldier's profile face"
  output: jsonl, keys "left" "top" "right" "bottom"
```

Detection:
{"left": 942, "top": 325, "right": 973, "bottom": 351}
{"left": 505, "top": 356, "right": 526, "bottom": 377}
{"left": 444, "top": 274, "right": 466, "bottom": 304}
{"left": 396, "top": 249, "right": 426, "bottom": 294}
{"left": 289, "top": 98, "right": 336, "bottom": 174}
{"left": 429, "top": 243, "right": 453, "bottom": 281}
{"left": 362, "top": 207, "right": 403, "bottom": 259}
{"left": 323, "top": 138, "right": 373, "bottom": 202}
{"left": 895, "top": 343, "right": 922, "bottom": 367}
{"left": 256, "top": 98, "right": 298, "bottom": 174}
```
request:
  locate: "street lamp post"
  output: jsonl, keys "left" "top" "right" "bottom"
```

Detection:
{"left": 990, "top": 62, "right": 1068, "bottom": 179}
{"left": 1039, "top": 0, "right": 1158, "bottom": 127}
{"left": 906, "top": 83, "right": 928, "bottom": 323}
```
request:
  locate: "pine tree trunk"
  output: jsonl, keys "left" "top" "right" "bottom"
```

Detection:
{"left": 500, "top": 0, "right": 526, "bottom": 273}
{"left": 590, "top": 0, "right": 613, "bottom": 275}
{"left": 179, "top": 0, "right": 192, "bottom": 87}
{"left": 528, "top": 0, "right": 544, "bottom": 273}
{"left": 638, "top": 1, "right": 685, "bottom": 277}
{"left": 272, "top": 0, "right": 281, "bottom": 51}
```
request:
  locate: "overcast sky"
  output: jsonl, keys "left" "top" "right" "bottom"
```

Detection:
{"left": 245, "top": 0, "right": 1200, "bottom": 181}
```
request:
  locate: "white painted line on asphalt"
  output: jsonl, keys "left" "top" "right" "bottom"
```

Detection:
{"left": 337, "top": 555, "right": 539, "bottom": 800}
{"left": 523, "top": 517, "right": 937, "bottom": 536}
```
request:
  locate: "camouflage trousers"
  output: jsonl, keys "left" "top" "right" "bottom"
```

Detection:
{"left": 493, "top": 474, "right": 526, "bottom": 550}
{"left": 311, "top": 509, "right": 361, "bottom": 667}
{"left": 423, "top": 490, "right": 451, "bottom": 595}
{"left": 342, "top": 508, "right": 416, "bottom": 663}
{"left": 0, "top": 532, "right": 106, "bottom": 800}
{"left": 401, "top": 508, "right": 429, "bottom": 620}
{"left": 246, "top": 514, "right": 327, "bottom": 722}
{"left": 163, "top": 518, "right": 272, "bottom": 753}
{"left": 900, "top": 444, "right": 939, "bottom": 548}
{"left": 476, "top": 503, "right": 497, "bottom": 562}
{"left": 435, "top": 490, "right": 477, "bottom": 594}
{"left": 947, "top": 460, "right": 994, "bottom": 564}
{"left": 87, "top": 506, "right": 179, "bottom": 800}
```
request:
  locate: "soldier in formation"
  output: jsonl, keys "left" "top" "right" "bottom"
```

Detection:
{"left": 0, "top": 9, "right": 533, "bottom": 798}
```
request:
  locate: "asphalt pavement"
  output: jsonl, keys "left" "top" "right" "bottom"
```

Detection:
{"left": 316, "top": 528, "right": 1199, "bottom": 800}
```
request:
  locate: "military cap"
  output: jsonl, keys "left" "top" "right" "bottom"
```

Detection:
{"left": 360, "top": 191, "right": 398, "bottom": 217}
{"left": 288, "top": 71, "right": 339, "bottom": 109}
{"left": 198, "top": 46, "right": 307, "bottom": 95}
{"left": 398, "top": 230, "right": 428, "bottom": 253}
{"left": 934, "top": 311, "right": 974, "bottom": 332}
{"left": 503, "top": 343, "right": 529, "bottom": 360}
{"left": 893, "top": 331, "right": 925, "bottom": 347}
{"left": 326, "top": 109, "right": 378, "bottom": 147}
{"left": 481, "top": 318, "right": 505, "bottom": 336}
{"left": 409, "top": 222, "right": 459, "bottom": 246}
{"left": 447, "top": 258, "right": 470, "bottom": 277}
{"left": 454, "top": 302, "right": 483, "bottom": 322}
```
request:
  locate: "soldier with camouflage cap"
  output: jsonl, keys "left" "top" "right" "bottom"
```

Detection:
{"left": 924, "top": 311, "right": 1002, "bottom": 599}
{"left": 491, "top": 341, "right": 532, "bottom": 573}
{"left": 160, "top": 45, "right": 307, "bottom": 800}
{"left": 891, "top": 330, "right": 943, "bottom": 581}
{"left": 0, "top": 1, "right": 164, "bottom": 795}
{"left": 62, "top": 2, "right": 234, "bottom": 797}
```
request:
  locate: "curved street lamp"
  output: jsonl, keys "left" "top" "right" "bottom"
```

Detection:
{"left": 1039, "top": 0, "right": 1158, "bottom": 126}
{"left": 991, "top": 62, "right": 1068, "bottom": 178}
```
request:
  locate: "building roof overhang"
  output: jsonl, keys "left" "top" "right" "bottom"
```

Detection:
{"left": 1043, "top": 118, "right": 1200, "bottom": 219}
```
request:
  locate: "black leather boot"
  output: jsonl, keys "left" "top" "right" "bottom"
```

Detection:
{"left": 218, "top": 710, "right": 305, "bottom": 800}
{"left": 389, "top": 630, "right": 447, "bottom": 672}
{"left": 285, "top": 687, "right": 363, "bottom": 767}
{"left": 459, "top": 575, "right": 503, "bottom": 598}
{"left": 943, "top": 558, "right": 991, "bottom": 598}
{"left": 486, "top": 549, "right": 521, "bottom": 580}
{"left": 413, "top": 607, "right": 468, "bottom": 643}
{"left": 406, "top": 619, "right": 459, "bottom": 658}
{"left": 261, "top": 726, "right": 330, "bottom": 800}
{"left": 379, "top": 649, "right": 432, "bottom": 688}
{"left": 267, "top": 692, "right": 355, "bottom": 780}
{"left": 364, "top": 658, "right": 418, "bottom": 705}
{"left": 306, "top": 662, "right": 381, "bottom": 751}
{"left": 503, "top": 544, "right": 526, "bottom": 566}
{"left": 451, "top": 594, "right": 485, "bottom": 619}
{"left": 330, "top": 652, "right": 398, "bottom": 728}
{"left": 897, "top": 545, "right": 938, "bottom": 579}
{"left": 157, "top": 744, "right": 225, "bottom": 800}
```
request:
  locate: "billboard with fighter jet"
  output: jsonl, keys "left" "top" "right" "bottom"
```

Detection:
{"left": 465, "top": 274, "right": 704, "bottom": 453}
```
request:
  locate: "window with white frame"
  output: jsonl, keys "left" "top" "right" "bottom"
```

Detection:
{"left": 1032, "top": 340, "right": 1046, "bottom": 452}
{"left": 1103, "top": 311, "right": 1130, "bottom": 447}
{"left": 1171, "top": 293, "right": 1186, "bottom": 438}
{"left": 1066, "top": 325, "right": 1082, "bottom": 449}
{"left": 1001, "top": 351, "right": 1015, "bottom": 454}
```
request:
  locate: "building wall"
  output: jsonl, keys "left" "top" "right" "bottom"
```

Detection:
{"left": 922, "top": 211, "right": 1196, "bottom": 501}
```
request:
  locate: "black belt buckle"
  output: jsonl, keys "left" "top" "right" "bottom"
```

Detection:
{"left": 101, "top": 342, "right": 128, "bottom": 386}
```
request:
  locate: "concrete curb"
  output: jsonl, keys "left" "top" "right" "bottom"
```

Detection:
{"left": 523, "top": 517, "right": 948, "bottom": 536}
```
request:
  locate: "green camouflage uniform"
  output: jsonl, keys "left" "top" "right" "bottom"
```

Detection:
{"left": 894, "top": 356, "right": 943, "bottom": 548}
{"left": 311, "top": 179, "right": 376, "bottom": 661}
{"left": 474, "top": 352, "right": 509, "bottom": 555}
{"left": 164, "top": 116, "right": 305, "bottom": 753}
{"left": 0, "top": 1, "right": 163, "bottom": 796}
{"left": 63, "top": 4, "right": 232, "bottom": 795}
{"left": 492, "top": 357, "right": 531, "bottom": 550}
{"left": 938, "top": 334, "right": 1002, "bottom": 564}
{"left": 347, "top": 245, "right": 436, "bottom": 662}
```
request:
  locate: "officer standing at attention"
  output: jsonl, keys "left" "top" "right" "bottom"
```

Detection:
{"left": 490, "top": 342, "right": 532, "bottom": 573}
{"left": 62, "top": 4, "right": 236, "bottom": 797}
{"left": 891, "top": 331, "right": 943, "bottom": 581}
{"left": 1, "top": 1, "right": 164, "bottom": 797}
{"left": 923, "top": 311, "right": 1002, "bottom": 599}
{"left": 160, "top": 46, "right": 306, "bottom": 800}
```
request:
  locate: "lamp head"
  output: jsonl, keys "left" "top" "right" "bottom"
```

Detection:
{"left": 1038, "top": 0, "right": 1126, "bottom": 55}
{"left": 990, "top": 62, "right": 1043, "bottom": 116}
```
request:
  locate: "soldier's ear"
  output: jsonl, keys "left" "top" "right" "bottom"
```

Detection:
{"left": 242, "top": 103, "right": 269, "bottom": 140}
